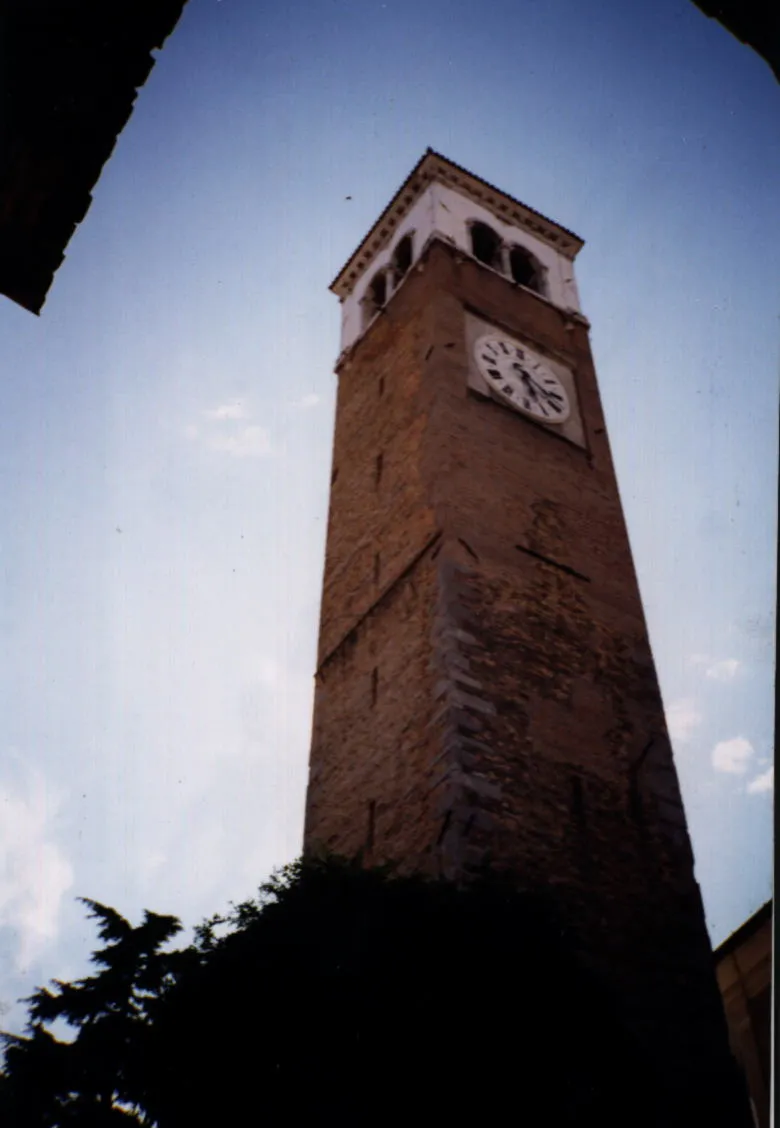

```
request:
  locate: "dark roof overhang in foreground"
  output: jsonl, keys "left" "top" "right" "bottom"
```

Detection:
{"left": 690, "top": 1, "right": 779, "bottom": 82}
{"left": 0, "top": 0, "right": 189, "bottom": 315}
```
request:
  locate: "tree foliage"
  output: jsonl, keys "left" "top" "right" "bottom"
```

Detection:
{"left": 1, "top": 858, "right": 659, "bottom": 1126}
{"left": 0, "top": 898, "right": 187, "bottom": 1125}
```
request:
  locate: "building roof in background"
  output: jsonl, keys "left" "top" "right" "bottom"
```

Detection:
{"left": 713, "top": 900, "right": 772, "bottom": 960}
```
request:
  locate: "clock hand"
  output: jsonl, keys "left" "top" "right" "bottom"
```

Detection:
{"left": 518, "top": 367, "right": 545, "bottom": 392}
{"left": 523, "top": 370, "right": 562, "bottom": 403}
{"left": 514, "top": 369, "right": 535, "bottom": 392}
{"left": 518, "top": 371, "right": 539, "bottom": 399}
{"left": 516, "top": 367, "right": 565, "bottom": 417}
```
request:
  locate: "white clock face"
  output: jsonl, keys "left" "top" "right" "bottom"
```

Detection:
{"left": 474, "top": 333, "right": 570, "bottom": 424}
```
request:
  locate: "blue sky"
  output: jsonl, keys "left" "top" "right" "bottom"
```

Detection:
{"left": 0, "top": 0, "right": 776, "bottom": 1033}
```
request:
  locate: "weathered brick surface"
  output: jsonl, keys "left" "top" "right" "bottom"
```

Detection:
{"left": 304, "top": 239, "right": 750, "bottom": 1123}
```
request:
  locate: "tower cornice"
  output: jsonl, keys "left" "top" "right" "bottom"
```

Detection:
{"left": 329, "top": 149, "right": 585, "bottom": 300}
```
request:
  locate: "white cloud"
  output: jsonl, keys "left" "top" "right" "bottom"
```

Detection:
{"left": 666, "top": 698, "right": 702, "bottom": 744}
{"left": 712, "top": 736, "right": 755, "bottom": 775}
{"left": 745, "top": 767, "right": 776, "bottom": 794}
{"left": 208, "top": 425, "right": 272, "bottom": 458}
{"left": 688, "top": 654, "right": 742, "bottom": 681}
{"left": 204, "top": 403, "right": 248, "bottom": 420}
{"left": 291, "top": 393, "right": 321, "bottom": 409}
{"left": 0, "top": 768, "right": 74, "bottom": 971}
{"left": 746, "top": 766, "right": 773, "bottom": 794}
{"left": 705, "top": 659, "right": 741, "bottom": 681}
{"left": 186, "top": 402, "right": 273, "bottom": 458}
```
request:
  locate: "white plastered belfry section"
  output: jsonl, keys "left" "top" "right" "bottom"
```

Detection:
{"left": 338, "top": 179, "right": 583, "bottom": 355}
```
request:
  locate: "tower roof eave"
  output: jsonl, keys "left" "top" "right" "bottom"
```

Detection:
{"left": 329, "top": 148, "right": 585, "bottom": 300}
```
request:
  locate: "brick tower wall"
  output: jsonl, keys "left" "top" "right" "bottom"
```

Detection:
{"left": 304, "top": 239, "right": 750, "bottom": 1122}
{"left": 306, "top": 281, "right": 444, "bottom": 866}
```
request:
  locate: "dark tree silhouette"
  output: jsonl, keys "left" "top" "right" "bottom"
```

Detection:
{"left": 0, "top": 899, "right": 187, "bottom": 1126}
{"left": 2, "top": 859, "right": 658, "bottom": 1127}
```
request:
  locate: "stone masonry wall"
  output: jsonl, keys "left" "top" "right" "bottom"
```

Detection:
{"left": 306, "top": 272, "right": 445, "bottom": 868}
{"left": 303, "top": 239, "right": 750, "bottom": 1124}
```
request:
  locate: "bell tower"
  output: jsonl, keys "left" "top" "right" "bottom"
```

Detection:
{"left": 304, "top": 150, "right": 750, "bottom": 1124}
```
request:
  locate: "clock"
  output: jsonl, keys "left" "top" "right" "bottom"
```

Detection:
{"left": 473, "top": 332, "right": 570, "bottom": 424}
